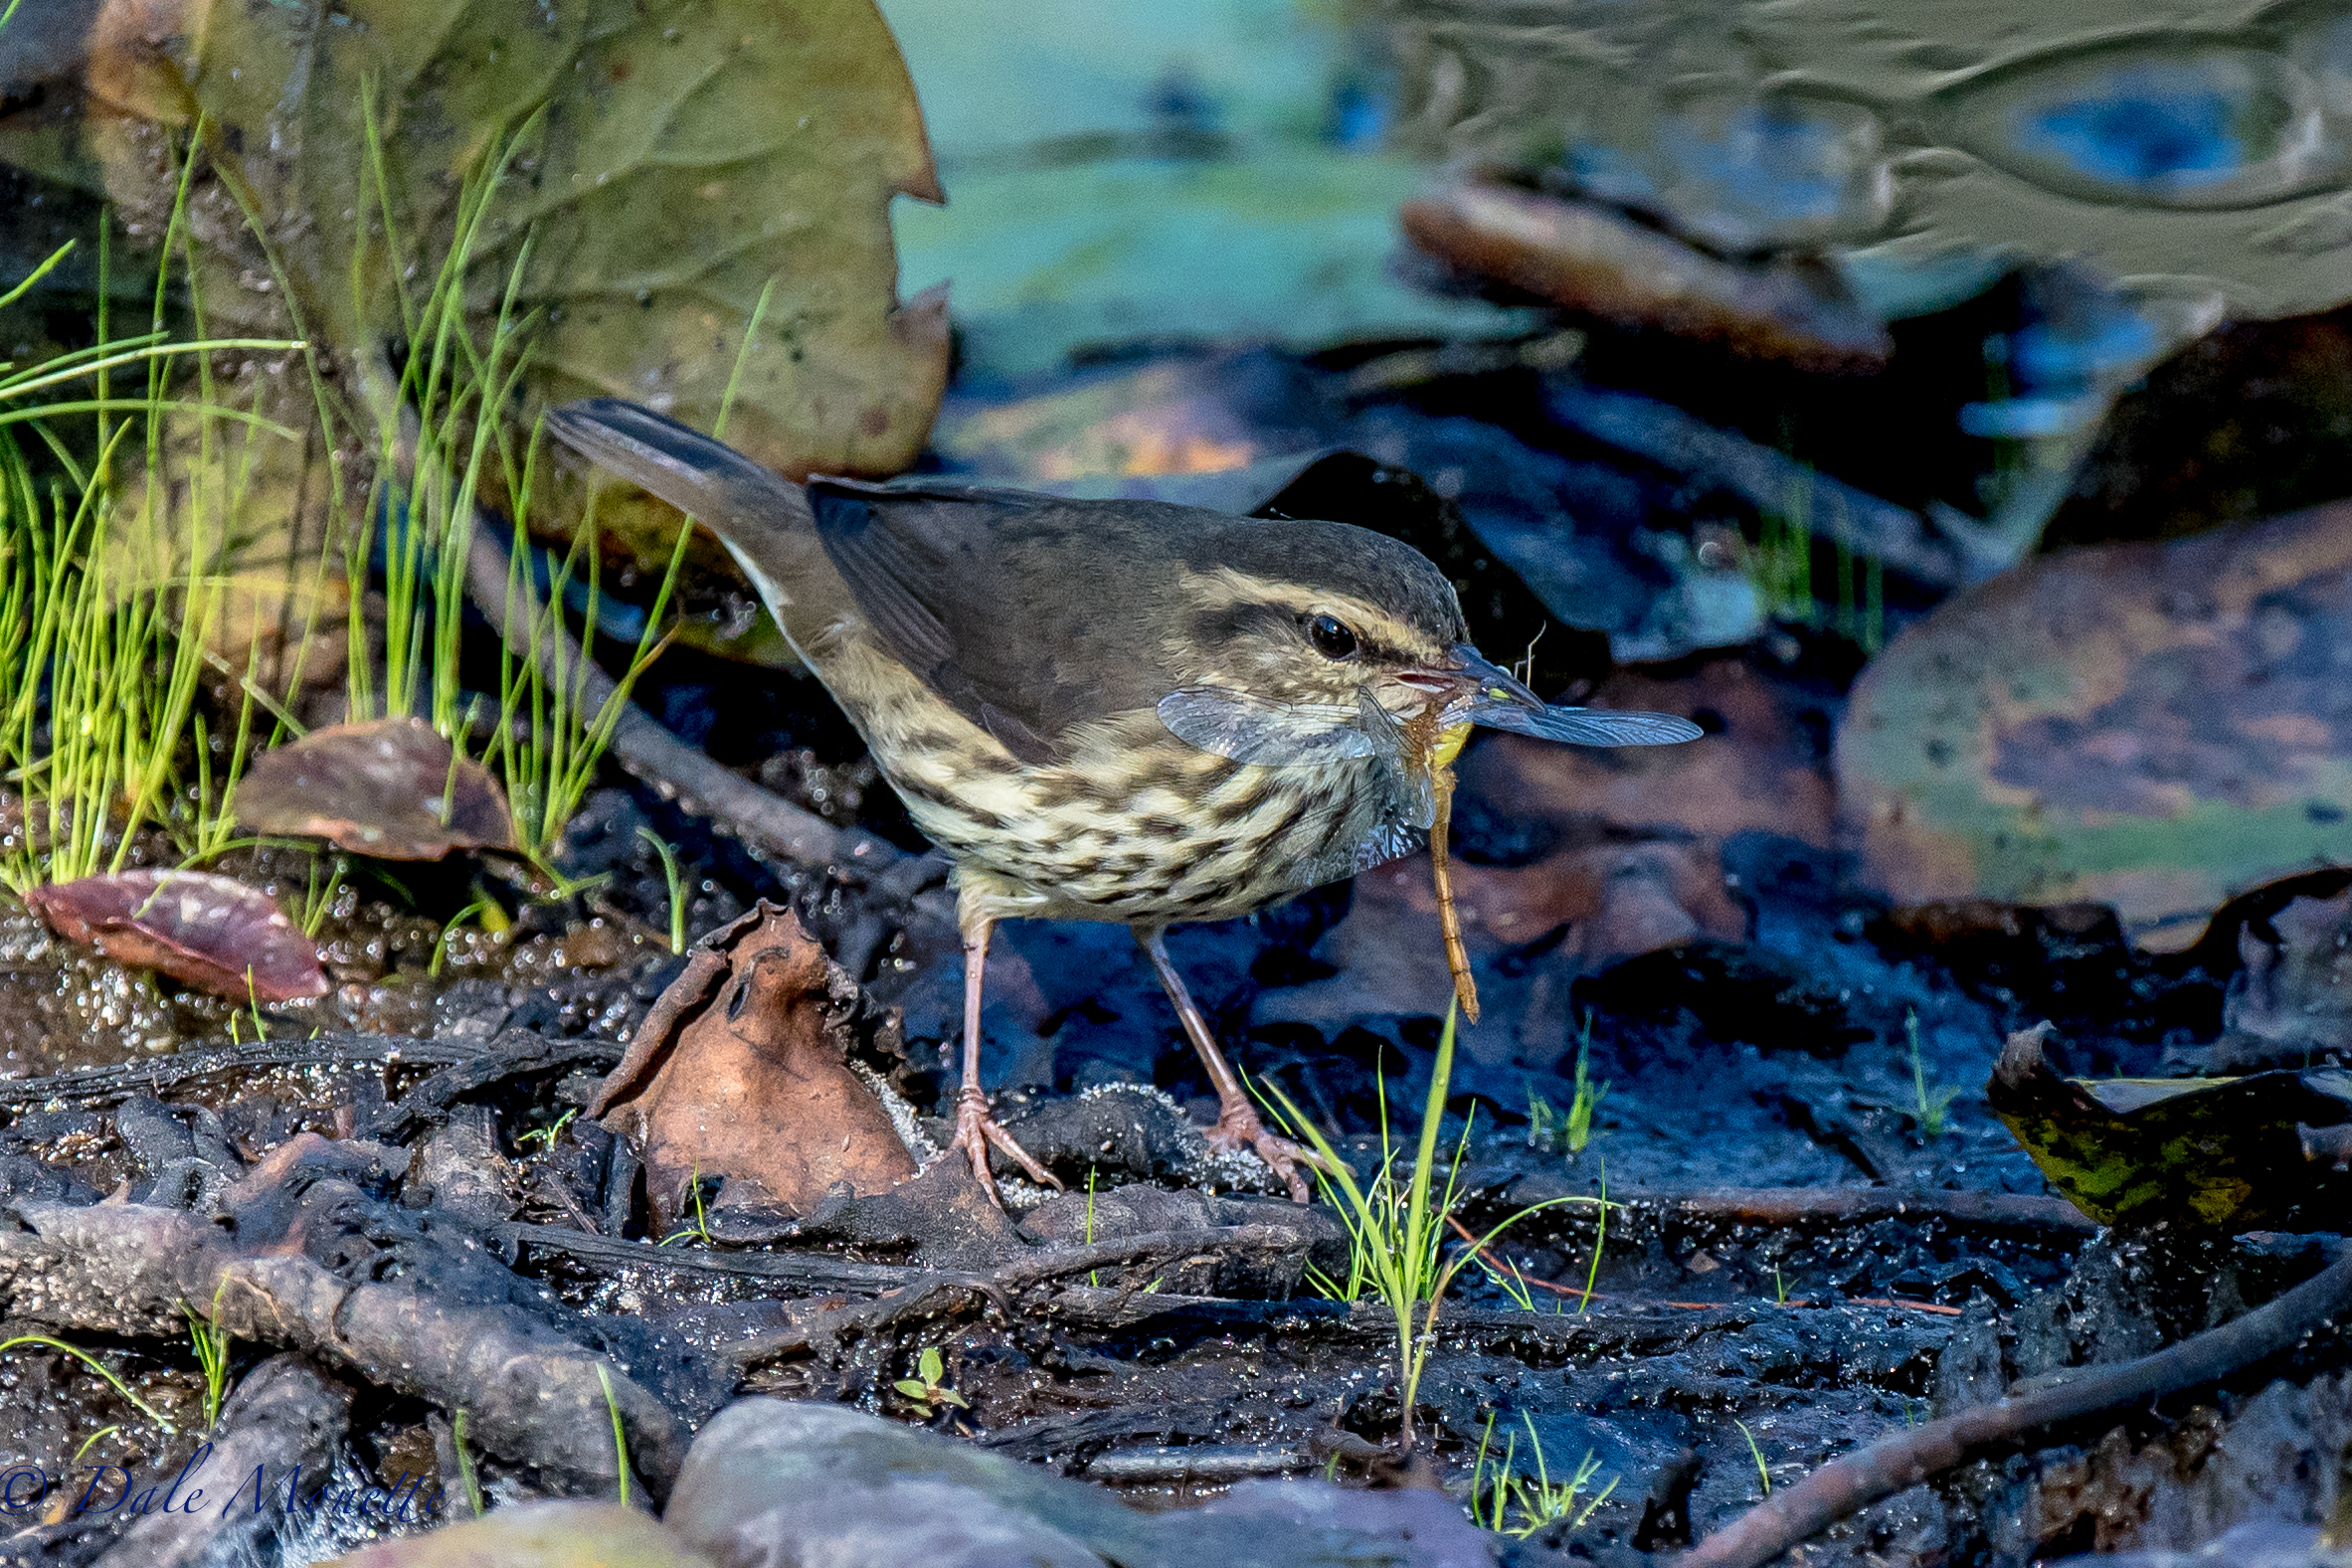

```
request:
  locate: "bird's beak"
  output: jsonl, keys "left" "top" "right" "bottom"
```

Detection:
{"left": 1394, "top": 643, "right": 1547, "bottom": 721}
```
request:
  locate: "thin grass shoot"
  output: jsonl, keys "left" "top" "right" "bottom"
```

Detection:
{"left": 594, "top": 1363, "right": 630, "bottom": 1507}
{"left": 1906, "top": 1010, "right": 1958, "bottom": 1137}
{"left": 1262, "top": 1000, "right": 1600, "bottom": 1451}
{"left": 452, "top": 1408, "right": 484, "bottom": 1516}
{"left": 1734, "top": 1417, "right": 1772, "bottom": 1496}
{"left": 636, "top": 827, "right": 687, "bottom": 954}
{"left": 0, "top": 1334, "right": 174, "bottom": 1432}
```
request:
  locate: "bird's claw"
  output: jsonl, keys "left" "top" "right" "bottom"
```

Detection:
{"left": 1204, "top": 1100, "right": 1335, "bottom": 1204}
{"left": 949, "top": 1085, "right": 1062, "bottom": 1206}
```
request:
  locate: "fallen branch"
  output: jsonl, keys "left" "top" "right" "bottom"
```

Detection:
{"left": 0, "top": 1032, "right": 481, "bottom": 1113}
{"left": 715, "top": 1224, "right": 1320, "bottom": 1364}
{"left": 464, "top": 528, "right": 923, "bottom": 885}
{"left": 509, "top": 1220, "right": 1321, "bottom": 1316}
{"left": 366, "top": 1030, "right": 625, "bottom": 1142}
{"left": 91, "top": 1355, "right": 352, "bottom": 1568}
{"left": 503, "top": 1221, "right": 947, "bottom": 1296}
{"left": 1481, "top": 1178, "right": 2101, "bottom": 1241}
{"left": 1675, "top": 1237, "right": 2352, "bottom": 1568}
{"left": 1543, "top": 381, "right": 1964, "bottom": 587}
{"left": 0, "top": 1136, "right": 689, "bottom": 1495}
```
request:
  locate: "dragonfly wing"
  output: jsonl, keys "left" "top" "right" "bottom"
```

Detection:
{"left": 1465, "top": 701, "right": 1704, "bottom": 747}
{"left": 1156, "top": 688, "right": 1376, "bottom": 767}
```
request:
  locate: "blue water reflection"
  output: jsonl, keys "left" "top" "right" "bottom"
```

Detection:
{"left": 1569, "top": 94, "right": 1889, "bottom": 252}
{"left": 2018, "top": 67, "right": 2266, "bottom": 193}
{"left": 1949, "top": 46, "right": 2330, "bottom": 209}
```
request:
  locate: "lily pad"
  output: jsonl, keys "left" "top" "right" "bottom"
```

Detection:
{"left": 238, "top": 717, "right": 516, "bottom": 861}
{"left": 1837, "top": 502, "right": 2352, "bottom": 950}
{"left": 86, "top": 0, "right": 947, "bottom": 480}
{"left": 23, "top": 869, "right": 328, "bottom": 1002}
{"left": 1986, "top": 1023, "right": 2352, "bottom": 1231}
{"left": 877, "top": 0, "right": 1533, "bottom": 379}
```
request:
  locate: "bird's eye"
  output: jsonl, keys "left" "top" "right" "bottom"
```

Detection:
{"left": 1307, "top": 613, "right": 1358, "bottom": 660}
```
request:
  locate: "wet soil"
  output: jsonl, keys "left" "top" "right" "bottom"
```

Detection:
{"left": 0, "top": 346, "right": 2343, "bottom": 1568}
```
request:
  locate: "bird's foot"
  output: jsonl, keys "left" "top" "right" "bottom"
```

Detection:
{"left": 949, "top": 1086, "right": 1062, "bottom": 1206}
{"left": 1203, "top": 1099, "right": 1335, "bottom": 1204}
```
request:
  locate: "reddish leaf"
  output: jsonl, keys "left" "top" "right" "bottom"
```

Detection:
{"left": 24, "top": 870, "right": 328, "bottom": 1002}
{"left": 238, "top": 717, "right": 516, "bottom": 860}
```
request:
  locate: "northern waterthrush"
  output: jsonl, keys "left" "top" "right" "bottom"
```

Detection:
{"left": 548, "top": 399, "right": 1699, "bottom": 1202}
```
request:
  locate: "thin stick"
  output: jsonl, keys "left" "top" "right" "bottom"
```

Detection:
{"left": 1675, "top": 1239, "right": 2352, "bottom": 1568}
{"left": 461, "top": 526, "right": 909, "bottom": 880}
{"left": 1430, "top": 763, "right": 1478, "bottom": 1022}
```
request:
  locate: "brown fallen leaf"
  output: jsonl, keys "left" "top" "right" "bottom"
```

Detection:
{"left": 1260, "top": 838, "right": 1748, "bottom": 1037}
{"left": 590, "top": 902, "right": 916, "bottom": 1233}
{"left": 1399, "top": 180, "right": 1891, "bottom": 373}
{"left": 1458, "top": 656, "right": 1834, "bottom": 851}
{"left": 238, "top": 718, "right": 516, "bottom": 861}
{"left": 2213, "top": 878, "right": 2352, "bottom": 1071}
{"left": 1873, "top": 898, "right": 2134, "bottom": 1026}
{"left": 23, "top": 868, "right": 328, "bottom": 1002}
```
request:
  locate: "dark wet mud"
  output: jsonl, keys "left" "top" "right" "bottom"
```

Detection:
{"left": 0, "top": 342, "right": 2345, "bottom": 1568}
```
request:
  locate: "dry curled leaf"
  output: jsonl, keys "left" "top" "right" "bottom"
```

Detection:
{"left": 591, "top": 902, "right": 915, "bottom": 1233}
{"left": 238, "top": 717, "right": 515, "bottom": 861}
{"left": 23, "top": 868, "right": 327, "bottom": 1002}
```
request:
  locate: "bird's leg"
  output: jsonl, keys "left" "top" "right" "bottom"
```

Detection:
{"left": 1134, "top": 925, "right": 1332, "bottom": 1203}
{"left": 948, "top": 915, "right": 1061, "bottom": 1203}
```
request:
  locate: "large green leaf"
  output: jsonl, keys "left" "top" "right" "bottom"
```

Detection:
{"left": 90, "top": 0, "right": 947, "bottom": 478}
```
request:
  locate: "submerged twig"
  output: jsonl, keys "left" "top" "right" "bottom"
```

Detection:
{"left": 0, "top": 1138, "right": 691, "bottom": 1494}
{"left": 1474, "top": 1179, "right": 2102, "bottom": 1240}
{"left": 0, "top": 1031, "right": 486, "bottom": 1113}
{"left": 1676, "top": 1238, "right": 2352, "bottom": 1568}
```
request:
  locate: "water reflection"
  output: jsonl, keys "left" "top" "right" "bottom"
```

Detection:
{"left": 1949, "top": 45, "right": 2333, "bottom": 208}
{"left": 1570, "top": 93, "right": 1892, "bottom": 253}
{"left": 1378, "top": 0, "right": 2352, "bottom": 320}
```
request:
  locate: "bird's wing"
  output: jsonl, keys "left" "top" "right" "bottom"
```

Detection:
{"left": 808, "top": 478, "right": 1193, "bottom": 764}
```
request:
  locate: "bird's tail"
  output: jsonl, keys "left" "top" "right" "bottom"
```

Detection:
{"left": 542, "top": 398, "right": 829, "bottom": 616}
